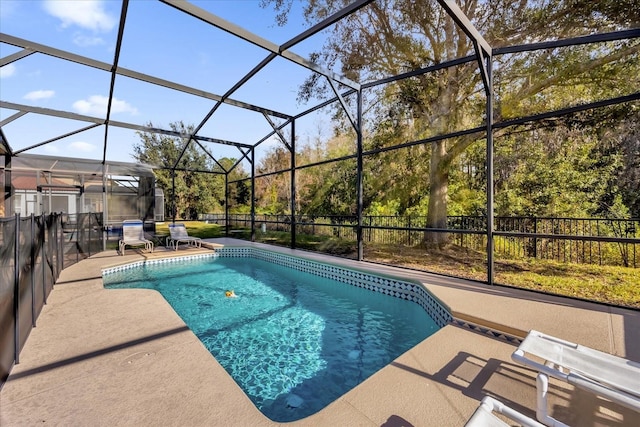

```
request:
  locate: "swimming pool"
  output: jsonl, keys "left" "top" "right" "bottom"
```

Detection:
{"left": 102, "top": 248, "right": 451, "bottom": 422}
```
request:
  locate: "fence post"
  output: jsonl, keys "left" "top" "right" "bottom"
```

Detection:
{"left": 42, "top": 213, "right": 47, "bottom": 304}
{"left": 30, "top": 214, "right": 36, "bottom": 327}
{"left": 88, "top": 213, "right": 92, "bottom": 257}
{"left": 75, "top": 214, "right": 79, "bottom": 265}
{"left": 56, "top": 214, "right": 63, "bottom": 277}
{"left": 14, "top": 213, "right": 20, "bottom": 364}
{"left": 533, "top": 217, "right": 538, "bottom": 258}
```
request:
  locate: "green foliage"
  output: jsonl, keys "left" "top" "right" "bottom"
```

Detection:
{"left": 302, "top": 159, "right": 357, "bottom": 216}
{"left": 365, "top": 200, "right": 401, "bottom": 216}
{"left": 253, "top": 146, "right": 291, "bottom": 214}
{"left": 494, "top": 113, "right": 630, "bottom": 217}
{"left": 133, "top": 122, "right": 232, "bottom": 219}
{"left": 260, "top": 0, "right": 638, "bottom": 227}
{"left": 284, "top": 135, "right": 359, "bottom": 216}
{"left": 604, "top": 107, "right": 640, "bottom": 217}
{"left": 364, "top": 145, "right": 432, "bottom": 215}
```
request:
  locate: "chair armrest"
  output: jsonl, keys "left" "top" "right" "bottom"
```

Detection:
{"left": 465, "top": 396, "right": 545, "bottom": 427}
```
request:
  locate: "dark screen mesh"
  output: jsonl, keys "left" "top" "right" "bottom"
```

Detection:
{"left": 1, "top": 213, "right": 67, "bottom": 389}
{"left": 18, "top": 217, "right": 34, "bottom": 353}
{"left": 33, "top": 216, "right": 45, "bottom": 319}
{"left": 0, "top": 217, "right": 17, "bottom": 386}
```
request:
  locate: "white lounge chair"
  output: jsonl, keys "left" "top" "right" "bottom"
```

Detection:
{"left": 512, "top": 330, "right": 640, "bottom": 427}
{"left": 119, "top": 219, "right": 153, "bottom": 255}
{"left": 465, "top": 396, "right": 545, "bottom": 427}
{"left": 168, "top": 223, "right": 202, "bottom": 251}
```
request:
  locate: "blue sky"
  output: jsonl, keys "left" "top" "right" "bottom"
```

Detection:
{"left": 0, "top": 0, "right": 338, "bottom": 166}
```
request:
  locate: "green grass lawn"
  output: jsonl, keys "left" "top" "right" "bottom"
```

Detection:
{"left": 363, "top": 242, "right": 640, "bottom": 309}
{"left": 155, "top": 221, "right": 224, "bottom": 238}
{"left": 496, "top": 259, "right": 640, "bottom": 308}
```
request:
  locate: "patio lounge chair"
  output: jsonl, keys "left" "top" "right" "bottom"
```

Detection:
{"left": 465, "top": 396, "right": 544, "bottom": 427}
{"left": 168, "top": 223, "right": 202, "bottom": 251}
{"left": 119, "top": 219, "right": 153, "bottom": 255}
{"left": 512, "top": 330, "right": 640, "bottom": 427}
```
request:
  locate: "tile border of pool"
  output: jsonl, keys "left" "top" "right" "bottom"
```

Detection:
{"left": 102, "top": 248, "right": 452, "bottom": 328}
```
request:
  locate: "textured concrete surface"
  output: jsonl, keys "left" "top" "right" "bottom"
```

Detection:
{"left": 1, "top": 239, "right": 638, "bottom": 426}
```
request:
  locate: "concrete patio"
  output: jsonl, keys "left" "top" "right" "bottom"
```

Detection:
{"left": 1, "top": 239, "right": 639, "bottom": 426}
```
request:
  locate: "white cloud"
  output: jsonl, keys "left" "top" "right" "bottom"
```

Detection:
{"left": 24, "top": 90, "right": 55, "bottom": 100}
{"left": 111, "top": 97, "right": 139, "bottom": 115}
{"left": 73, "top": 34, "right": 105, "bottom": 47}
{"left": 43, "top": 0, "right": 115, "bottom": 32}
{"left": 43, "top": 144, "right": 60, "bottom": 154}
{"left": 69, "top": 141, "right": 96, "bottom": 152}
{"left": 72, "top": 95, "right": 138, "bottom": 116}
{"left": 0, "top": 63, "right": 17, "bottom": 78}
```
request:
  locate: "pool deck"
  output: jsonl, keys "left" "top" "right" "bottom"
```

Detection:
{"left": 2, "top": 238, "right": 639, "bottom": 426}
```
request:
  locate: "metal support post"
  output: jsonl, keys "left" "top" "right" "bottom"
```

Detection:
{"left": 224, "top": 173, "right": 229, "bottom": 236}
{"left": 171, "top": 170, "right": 176, "bottom": 224}
{"left": 485, "top": 59, "right": 495, "bottom": 285}
{"left": 251, "top": 148, "right": 256, "bottom": 242}
{"left": 30, "top": 214, "right": 36, "bottom": 327}
{"left": 14, "top": 213, "right": 20, "bottom": 363}
{"left": 356, "top": 90, "right": 364, "bottom": 260}
{"left": 42, "top": 213, "right": 47, "bottom": 304}
{"left": 291, "top": 119, "right": 297, "bottom": 249}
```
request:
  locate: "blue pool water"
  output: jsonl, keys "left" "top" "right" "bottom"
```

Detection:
{"left": 103, "top": 255, "right": 441, "bottom": 422}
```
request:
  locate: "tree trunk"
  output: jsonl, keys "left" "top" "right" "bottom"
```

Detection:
{"left": 424, "top": 140, "right": 449, "bottom": 247}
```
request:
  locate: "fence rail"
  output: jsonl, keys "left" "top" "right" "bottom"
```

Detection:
{"left": 200, "top": 213, "right": 639, "bottom": 268}
{"left": 0, "top": 212, "right": 103, "bottom": 390}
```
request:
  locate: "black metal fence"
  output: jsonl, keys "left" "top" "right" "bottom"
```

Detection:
{"left": 0, "top": 212, "right": 103, "bottom": 390}
{"left": 200, "top": 213, "right": 639, "bottom": 268}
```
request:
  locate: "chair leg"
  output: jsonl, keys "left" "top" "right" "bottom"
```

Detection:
{"left": 536, "top": 373, "right": 569, "bottom": 427}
